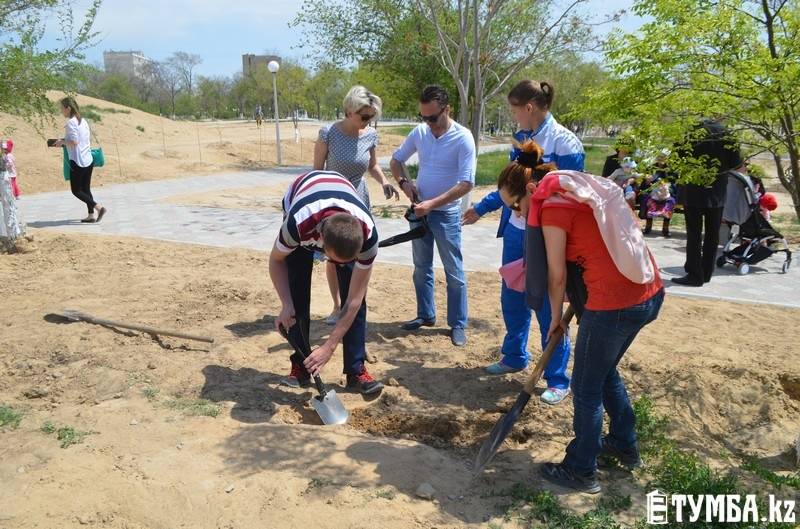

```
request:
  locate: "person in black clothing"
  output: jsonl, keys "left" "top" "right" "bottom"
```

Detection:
{"left": 672, "top": 119, "right": 744, "bottom": 287}
{"left": 601, "top": 141, "right": 631, "bottom": 178}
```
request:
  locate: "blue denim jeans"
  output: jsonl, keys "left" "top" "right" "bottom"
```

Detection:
{"left": 563, "top": 289, "right": 664, "bottom": 476}
{"left": 500, "top": 225, "right": 570, "bottom": 388}
{"left": 411, "top": 208, "right": 468, "bottom": 329}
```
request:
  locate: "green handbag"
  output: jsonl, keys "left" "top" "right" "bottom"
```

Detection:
{"left": 62, "top": 146, "right": 70, "bottom": 181}
{"left": 91, "top": 147, "right": 105, "bottom": 168}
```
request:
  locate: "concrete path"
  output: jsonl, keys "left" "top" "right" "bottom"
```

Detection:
{"left": 19, "top": 166, "right": 799, "bottom": 309}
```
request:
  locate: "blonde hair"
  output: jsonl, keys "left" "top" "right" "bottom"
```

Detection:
{"left": 343, "top": 85, "right": 382, "bottom": 120}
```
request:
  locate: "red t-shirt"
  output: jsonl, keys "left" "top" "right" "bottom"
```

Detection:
{"left": 541, "top": 206, "right": 663, "bottom": 311}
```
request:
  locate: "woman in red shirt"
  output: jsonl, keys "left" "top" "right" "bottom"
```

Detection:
{"left": 496, "top": 140, "right": 664, "bottom": 494}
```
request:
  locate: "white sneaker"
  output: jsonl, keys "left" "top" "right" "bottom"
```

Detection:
{"left": 540, "top": 387, "right": 570, "bottom": 405}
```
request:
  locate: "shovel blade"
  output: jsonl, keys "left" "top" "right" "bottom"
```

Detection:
{"left": 473, "top": 391, "right": 531, "bottom": 474}
{"left": 310, "top": 389, "right": 349, "bottom": 425}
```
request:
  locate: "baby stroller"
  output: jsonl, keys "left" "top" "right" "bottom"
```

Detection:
{"left": 718, "top": 170, "right": 792, "bottom": 275}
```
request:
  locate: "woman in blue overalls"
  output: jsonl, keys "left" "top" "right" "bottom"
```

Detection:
{"left": 462, "top": 80, "right": 584, "bottom": 405}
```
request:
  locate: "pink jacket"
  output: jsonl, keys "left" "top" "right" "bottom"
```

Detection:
{"left": 534, "top": 170, "right": 655, "bottom": 284}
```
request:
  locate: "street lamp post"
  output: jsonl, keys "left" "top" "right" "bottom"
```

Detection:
{"left": 267, "top": 60, "right": 282, "bottom": 165}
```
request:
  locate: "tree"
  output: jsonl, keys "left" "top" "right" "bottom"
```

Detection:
{"left": 197, "top": 76, "right": 230, "bottom": 118}
{"left": 158, "top": 61, "right": 183, "bottom": 118}
{"left": 167, "top": 51, "right": 203, "bottom": 95}
{"left": 0, "top": 0, "right": 100, "bottom": 127}
{"left": 291, "top": 1, "right": 456, "bottom": 118}
{"left": 293, "top": 0, "right": 603, "bottom": 146}
{"left": 581, "top": 0, "right": 800, "bottom": 218}
{"left": 305, "top": 63, "right": 349, "bottom": 119}
{"left": 418, "top": 0, "right": 600, "bottom": 147}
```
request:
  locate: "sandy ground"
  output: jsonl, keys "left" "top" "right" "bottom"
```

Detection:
{"left": 1, "top": 232, "right": 798, "bottom": 528}
{"left": 2, "top": 93, "right": 407, "bottom": 196}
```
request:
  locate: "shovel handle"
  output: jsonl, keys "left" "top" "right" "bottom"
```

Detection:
{"left": 522, "top": 305, "right": 575, "bottom": 395}
{"left": 278, "top": 324, "right": 327, "bottom": 397}
{"left": 64, "top": 311, "right": 214, "bottom": 343}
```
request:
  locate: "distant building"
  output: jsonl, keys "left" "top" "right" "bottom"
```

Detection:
{"left": 242, "top": 54, "right": 281, "bottom": 77}
{"left": 103, "top": 50, "right": 153, "bottom": 78}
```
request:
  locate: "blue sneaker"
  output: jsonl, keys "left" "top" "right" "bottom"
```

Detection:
{"left": 540, "top": 387, "right": 570, "bottom": 405}
{"left": 485, "top": 362, "right": 523, "bottom": 375}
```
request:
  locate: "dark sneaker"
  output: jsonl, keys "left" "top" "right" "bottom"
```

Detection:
{"left": 450, "top": 327, "right": 467, "bottom": 346}
{"left": 540, "top": 462, "right": 601, "bottom": 494}
{"left": 671, "top": 275, "right": 703, "bottom": 287}
{"left": 280, "top": 361, "right": 311, "bottom": 388}
{"left": 599, "top": 436, "right": 642, "bottom": 471}
{"left": 346, "top": 367, "right": 384, "bottom": 395}
{"left": 401, "top": 317, "right": 436, "bottom": 331}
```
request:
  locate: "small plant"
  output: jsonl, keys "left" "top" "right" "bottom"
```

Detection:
{"left": 136, "top": 125, "right": 145, "bottom": 132}
{"left": 41, "top": 421, "right": 92, "bottom": 448}
{"left": 305, "top": 477, "right": 335, "bottom": 492}
{"left": 82, "top": 108, "right": 102, "bottom": 123}
{"left": 164, "top": 397, "right": 220, "bottom": 417}
{"left": 142, "top": 387, "right": 159, "bottom": 401}
{"left": 375, "top": 488, "right": 396, "bottom": 500}
{"left": 56, "top": 426, "right": 90, "bottom": 448}
{"left": 379, "top": 206, "right": 391, "bottom": 218}
{"left": 740, "top": 456, "right": 800, "bottom": 490}
{"left": 0, "top": 405, "right": 23, "bottom": 429}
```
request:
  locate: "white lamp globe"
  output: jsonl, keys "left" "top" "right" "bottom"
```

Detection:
{"left": 267, "top": 60, "right": 280, "bottom": 73}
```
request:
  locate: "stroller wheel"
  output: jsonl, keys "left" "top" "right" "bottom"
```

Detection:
{"left": 738, "top": 263, "right": 750, "bottom": 275}
{"left": 716, "top": 255, "right": 726, "bottom": 268}
{"left": 781, "top": 261, "right": 790, "bottom": 274}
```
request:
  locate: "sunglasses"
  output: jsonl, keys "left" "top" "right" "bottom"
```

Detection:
{"left": 419, "top": 107, "right": 446, "bottom": 123}
{"left": 358, "top": 113, "right": 375, "bottom": 122}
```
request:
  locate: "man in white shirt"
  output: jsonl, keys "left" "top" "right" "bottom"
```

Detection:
{"left": 390, "top": 85, "right": 476, "bottom": 346}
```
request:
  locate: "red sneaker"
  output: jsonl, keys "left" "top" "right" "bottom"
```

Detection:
{"left": 346, "top": 367, "right": 384, "bottom": 395}
{"left": 280, "top": 361, "right": 311, "bottom": 388}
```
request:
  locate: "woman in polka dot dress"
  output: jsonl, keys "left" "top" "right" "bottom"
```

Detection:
{"left": 314, "top": 85, "right": 399, "bottom": 325}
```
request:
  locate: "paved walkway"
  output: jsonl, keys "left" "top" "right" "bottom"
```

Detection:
{"left": 19, "top": 166, "right": 799, "bottom": 309}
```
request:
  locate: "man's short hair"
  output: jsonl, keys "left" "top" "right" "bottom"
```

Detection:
{"left": 322, "top": 213, "right": 364, "bottom": 261}
{"left": 420, "top": 85, "right": 449, "bottom": 107}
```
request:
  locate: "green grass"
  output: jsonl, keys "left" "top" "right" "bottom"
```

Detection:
{"left": 380, "top": 124, "right": 416, "bottom": 136}
{"left": 582, "top": 136, "right": 616, "bottom": 147}
{"left": 56, "top": 426, "right": 91, "bottom": 448}
{"left": 375, "top": 488, "right": 396, "bottom": 500}
{"left": 0, "top": 405, "right": 23, "bottom": 429}
{"left": 85, "top": 104, "right": 131, "bottom": 115}
{"left": 41, "top": 420, "right": 56, "bottom": 434}
{"left": 488, "top": 397, "right": 796, "bottom": 528}
{"left": 40, "top": 421, "right": 92, "bottom": 448}
{"left": 142, "top": 387, "right": 159, "bottom": 401}
{"left": 163, "top": 397, "right": 220, "bottom": 417}
{"left": 136, "top": 125, "right": 145, "bottom": 132}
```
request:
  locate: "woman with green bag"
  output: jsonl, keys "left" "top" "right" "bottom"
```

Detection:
{"left": 54, "top": 97, "right": 107, "bottom": 223}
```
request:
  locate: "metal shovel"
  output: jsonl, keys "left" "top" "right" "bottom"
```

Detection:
{"left": 279, "top": 323, "right": 349, "bottom": 425}
{"left": 473, "top": 305, "right": 575, "bottom": 473}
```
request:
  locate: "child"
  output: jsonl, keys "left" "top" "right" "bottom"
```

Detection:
{"left": 1, "top": 139, "right": 20, "bottom": 199}
{"left": 608, "top": 157, "right": 638, "bottom": 207}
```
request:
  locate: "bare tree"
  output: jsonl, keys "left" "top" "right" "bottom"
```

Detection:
{"left": 157, "top": 61, "right": 182, "bottom": 118}
{"left": 167, "top": 51, "right": 203, "bottom": 94}
{"left": 416, "top": 0, "right": 603, "bottom": 147}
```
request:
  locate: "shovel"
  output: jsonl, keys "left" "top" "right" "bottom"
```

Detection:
{"left": 278, "top": 323, "right": 349, "bottom": 425}
{"left": 59, "top": 309, "right": 214, "bottom": 343}
{"left": 473, "top": 305, "right": 575, "bottom": 474}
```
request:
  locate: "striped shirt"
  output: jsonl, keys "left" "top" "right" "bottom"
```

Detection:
{"left": 277, "top": 170, "right": 379, "bottom": 268}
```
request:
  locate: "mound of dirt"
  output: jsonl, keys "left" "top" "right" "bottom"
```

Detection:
{"left": 1, "top": 232, "right": 798, "bottom": 528}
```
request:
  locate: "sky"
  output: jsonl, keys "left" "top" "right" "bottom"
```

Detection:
{"left": 39, "top": 0, "right": 645, "bottom": 78}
